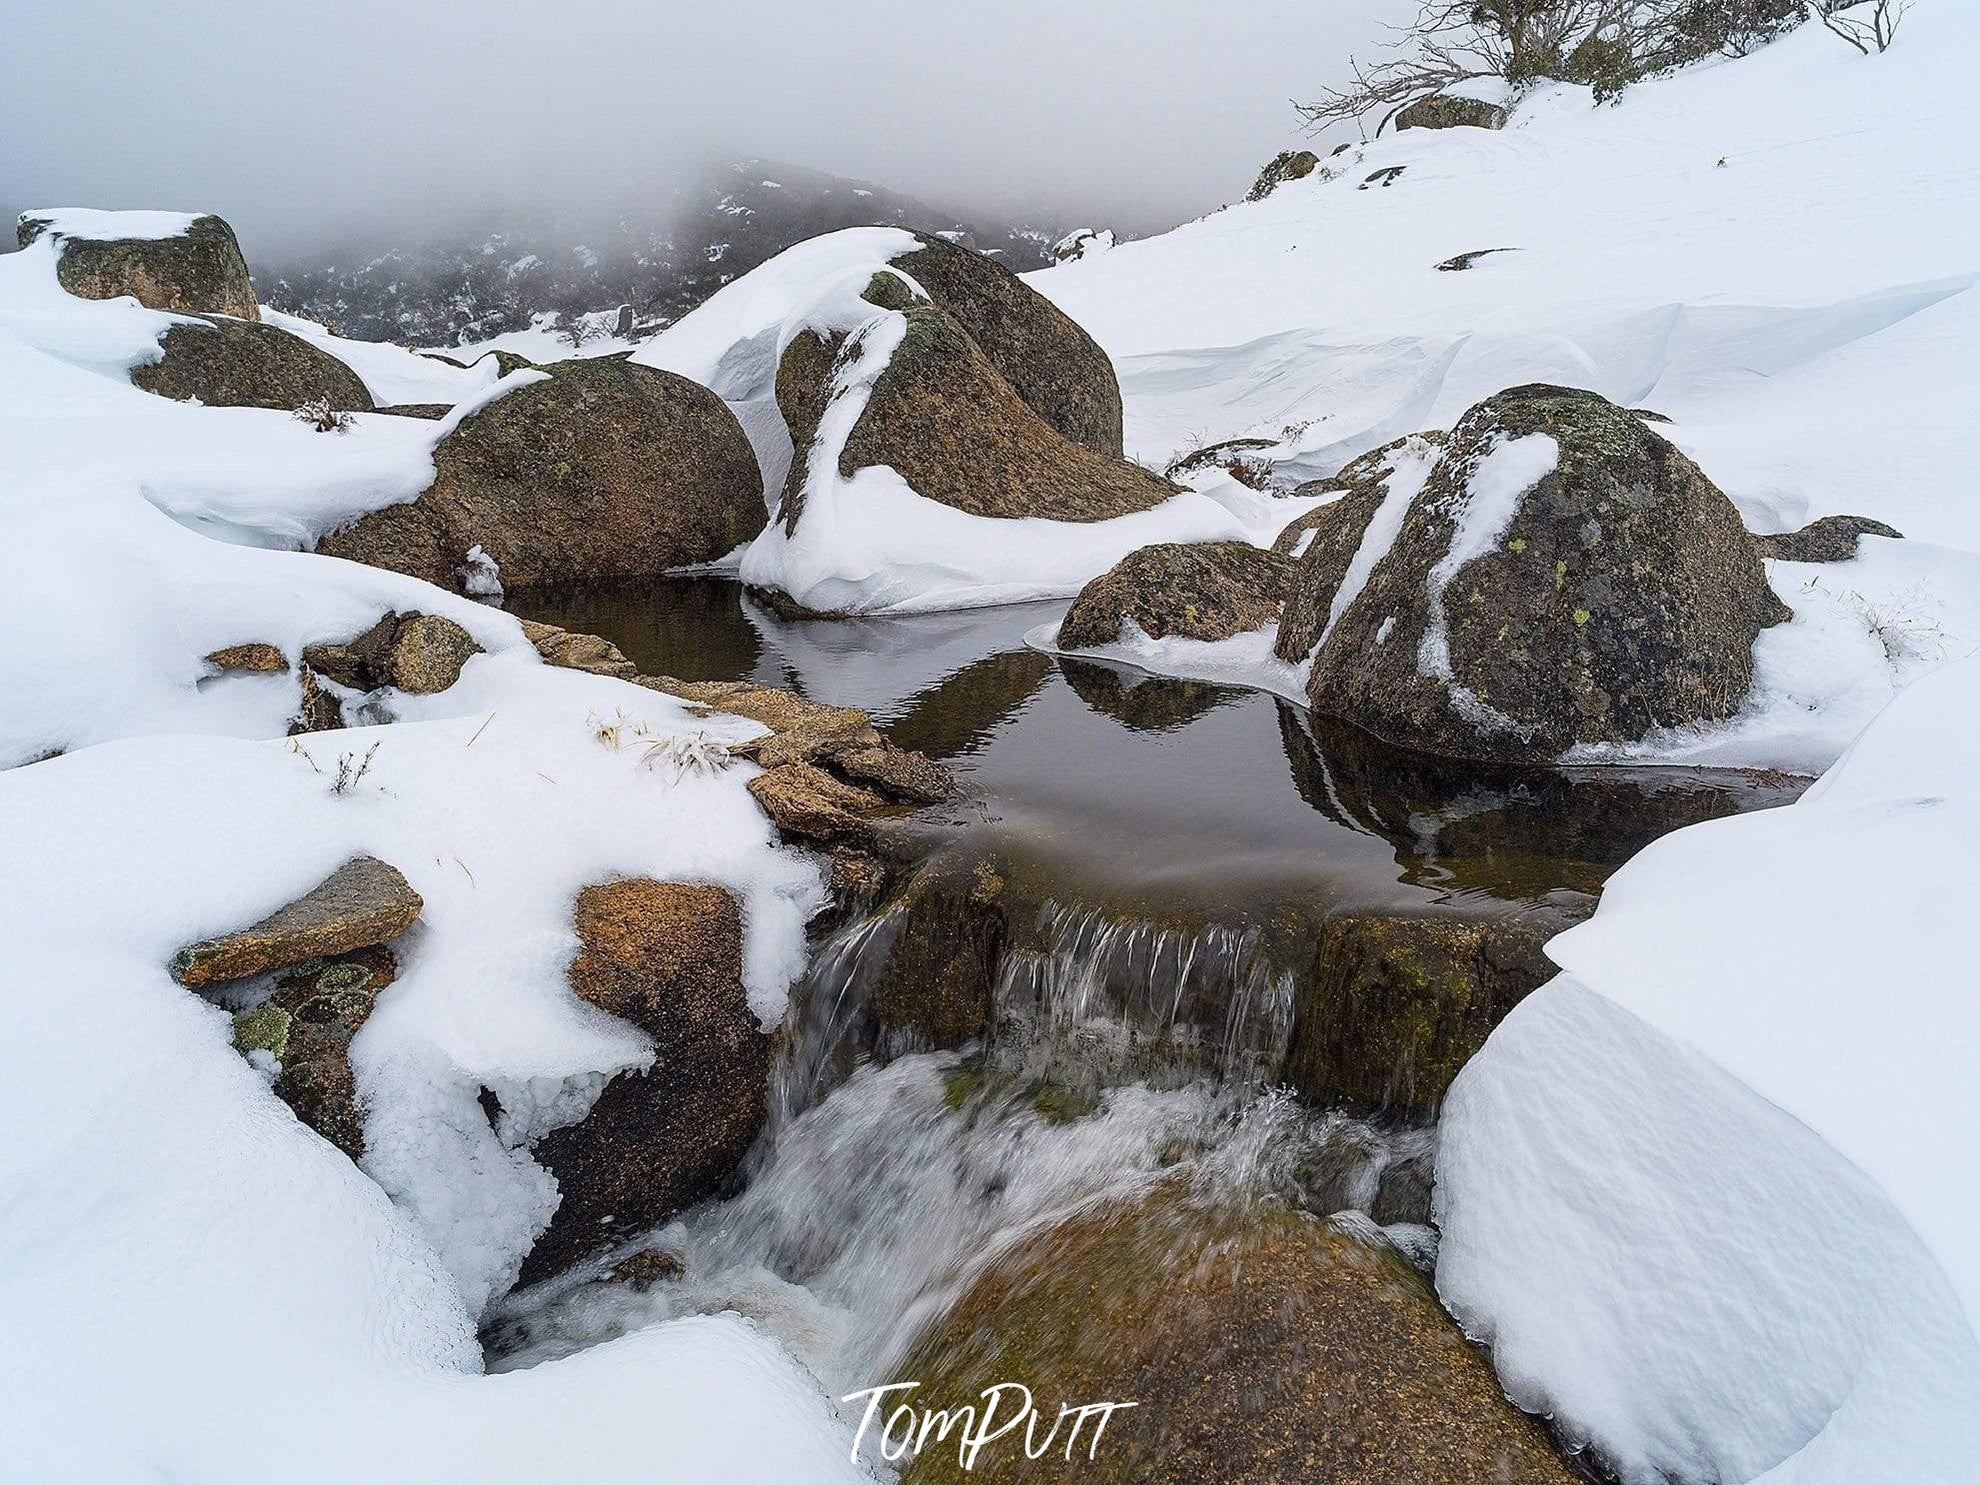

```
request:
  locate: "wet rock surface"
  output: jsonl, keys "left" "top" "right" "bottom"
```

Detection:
{"left": 173, "top": 856, "right": 423, "bottom": 987}
{"left": 318, "top": 357, "right": 763, "bottom": 593}
{"left": 1058, "top": 542, "right": 1292, "bottom": 651}
{"left": 133, "top": 315, "right": 374, "bottom": 412}
{"left": 900, "top": 1187, "right": 1580, "bottom": 1484}
{"left": 520, "top": 880, "right": 768, "bottom": 1285}
{"left": 1248, "top": 148, "right": 1322, "bottom": 201}
{"left": 230, "top": 946, "right": 397, "bottom": 1159}
{"left": 20, "top": 211, "right": 260, "bottom": 319}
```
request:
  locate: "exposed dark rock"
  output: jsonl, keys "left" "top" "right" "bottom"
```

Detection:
{"left": 173, "top": 856, "right": 423, "bottom": 987}
{"left": 230, "top": 946, "right": 396, "bottom": 1159}
{"left": 301, "top": 611, "right": 480, "bottom": 695}
{"left": 1247, "top": 148, "right": 1322, "bottom": 202}
{"left": 520, "top": 880, "right": 767, "bottom": 1284}
{"left": 317, "top": 357, "right": 763, "bottom": 594}
{"left": 863, "top": 851, "right": 1006, "bottom": 1047}
{"left": 132, "top": 315, "right": 374, "bottom": 412}
{"left": 1436, "top": 247, "right": 1519, "bottom": 272}
{"left": 1296, "top": 384, "right": 1789, "bottom": 762}
{"left": 1396, "top": 95, "right": 1509, "bottom": 131}
{"left": 774, "top": 301, "right": 1175, "bottom": 537}
{"left": 746, "top": 762, "right": 887, "bottom": 847}
{"left": 19, "top": 211, "right": 259, "bottom": 319}
{"left": 1361, "top": 165, "right": 1408, "bottom": 189}
{"left": 900, "top": 1187, "right": 1579, "bottom": 1485}
{"left": 376, "top": 402, "right": 452, "bottom": 420}
{"left": 289, "top": 668, "right": 346, "bottom": 734}
{"left": 889, "top": 231, "right": 1124, "bottom": 456}
{"left": 1755, "top": 514, "right": 1903, "bottom": 564}
{"left": 1164, "top": 435, "right": 1277, "bottom": 482}
{"left": 204, "top": 642, "right": 288, "bottom": 674}
{"left": 1058, "top": 542, "right": 1292, "bottom": 652}
{"left": 1287, "top": 902, "right": 1586, "bottom": 1111}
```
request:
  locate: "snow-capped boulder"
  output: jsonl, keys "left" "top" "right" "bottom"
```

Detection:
{"left": 1058, "top": 541, "right": 1292, "bottom": 651}
{"left": 900, "top": 1186, "right": 1580, "bottom": 1485}
{"left": 17, "top": 208, "right": 260, "bottom": 320}
{"left": 1284, "top": 385, "right": 1789, "bottom": 763}
{"left": 1246, "top": 148, "right": 1321, "bottom": 201}
{"left": 519, "top": 879, "right": 769, "bottom": 1284}
{"left": 317, "top": 357, "right": 763, "bottom": 594}
{"left": 1051, "top": 226, "right": 1117, "bottom": 263}
{"left": 1395, "top": 93, "right": 1509, "bottom": 131}
{"left": 301, "top": 611, "right": 482, "bottom": 696}
{"left": 1755, "top": 513, "right": 1903, "bottom": 563}
{"left": 772, "top": 292, "right": 1177, "bottom": 533}
{"left": 885, "top": 230, "right": 1124, "bottom": 456}
{"left": 134, "top": 313, "right": 375, "bottom": 412}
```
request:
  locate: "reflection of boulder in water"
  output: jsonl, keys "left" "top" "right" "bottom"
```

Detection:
{"left": 882, "top": 647, "right": 1054, "bottom": 760}
{"left": 1277, "top": 703, "right": 1801, "bottom": 892}
{"left": 1060, "top": 655, "right": 1236, "bottom": 734}
{"left": 512, "top": 577, "right": 765, "bottom": 684}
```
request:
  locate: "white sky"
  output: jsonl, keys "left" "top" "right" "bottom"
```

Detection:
{"left": 2, "top": 0, "right": 1403, "bottom": 249}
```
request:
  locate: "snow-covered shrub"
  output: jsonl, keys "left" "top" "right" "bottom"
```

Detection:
{"left": 292, "top": 397, "right": 355, "bottom": 433}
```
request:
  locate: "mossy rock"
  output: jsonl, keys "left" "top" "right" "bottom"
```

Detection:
{"left": 899, "top": 1187, "right": 1579, "bottom": 1484}
{"left": 133, "top": 315, "right": 373, "bottom": 412}
{"left": 317, "top": 357, "right": 763, "bottom": 594}
{"left": 19, "top": 211, "right": 260, "bottom": 320}
{"left": 1058, "top": 542, "right": 1293, "bottom": 652}
{"left": 519, "top": 880, "right": 768, "bottom": 1285}
{"left": 775, "top": 302, "right": 1175, "bottom": 536}
{"left": 1395, "top": 95, "right": 1508, "bottom": 131}
{"left": 1298, "top": 384, "right": 1789, "bottom": 763}
{"left": 863, "top": 851, "right": 1009, "bottom": 1048}
{"left": 1247, "top": 149, "right": 1321, "bottom": 202}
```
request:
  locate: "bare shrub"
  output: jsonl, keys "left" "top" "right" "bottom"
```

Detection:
{"left": 292, "top": 397, "right": 355, "bottom": 433}
{"left": 1812, "top": 0, "right": 1909, "bottom": 54}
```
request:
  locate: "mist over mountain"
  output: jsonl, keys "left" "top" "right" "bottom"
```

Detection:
{"left": 255, "top": 159, "right": 1113, "bottom": 347}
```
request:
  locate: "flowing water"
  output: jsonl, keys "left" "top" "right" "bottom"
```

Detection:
{"left": 487, "top": 578, "right": 1801, "bottom": 1423}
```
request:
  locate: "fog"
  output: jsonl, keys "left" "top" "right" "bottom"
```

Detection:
{"left": 3, "top": 0, "right": 1401, "bottom": 253}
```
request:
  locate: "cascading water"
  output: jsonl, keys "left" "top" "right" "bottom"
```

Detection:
{"left": 485, "top": 894, "right": 1436, "bottom": 1398}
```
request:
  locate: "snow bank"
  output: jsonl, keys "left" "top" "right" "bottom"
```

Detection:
{"left": 1435, "top": 657, "right": 1980, "bottom": 1483}
{"left": 1031, "top": 7, "right": 1980, "bottom": 551}
{"left": 19, "top": 205, "right": 203, "bottom": 240}
{"left": 264, "top": 304, "right": 499, "bottom": 407}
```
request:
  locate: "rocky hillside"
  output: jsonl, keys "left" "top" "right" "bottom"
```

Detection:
{"left": 257, "top": 159, "right": 1071, "bottom": 347}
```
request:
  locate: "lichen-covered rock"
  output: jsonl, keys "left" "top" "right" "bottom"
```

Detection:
{"left": 173, "top": 856, "right": 423, "bottom": 987}
{"left": 1247, "top": 148, "right": 1321, "bottom": 201}
{"left": 132, "top": 315, "right": 374, "bottom": 412}
{"left": 1396, "top": 94, "right": 1509, "bottom": 131}
{"left": 889, "top": 231, "right": 1124, "bottom": 456}
{"left": 204, "top": 642, "right": 288, "bottom": 673}
{"left": 746, "top": 762, "right": 888, "bottom": 846}
{"left": 900, "top": 1187, "right": 1579, "bottom": 1485}
{"left": 777, "top": 302, "right": 1176, "bottom": 536}
{"left": 301, "top": 611, "right": 480, "bottom": 695}
{"left": 1287, "top": 902, "right": 1587, "bottom": 1110}
{"left": 520, "top": 880, "right": 768, "bottom": 1284}
{"left": 1755, "top": 513, "right": 1903, "bottom": 563}
{"left": 18, "top": 210, "right": 260, "bottom": 319}
{"left": 317, "top": 357, "right": 763, "bottom": 593}
{"left": 1058, "top": 542, "right": 1292, "bottom": 652}
{"left": 231, "top": 947, "right": 396, "bottom": 1158}
{"left": 1297, "top": 385, "right": 1789, "bottom": 762}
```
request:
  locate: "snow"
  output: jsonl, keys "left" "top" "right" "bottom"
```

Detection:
{"left": 263, "top": 304, "right": 499, "bottom": 407}
{"left": 0, "top": 207, "right": 867, "bottom": 1483}
{"left": 20, "top": 205, "right": 203, "bottom": 240}
{"left": 1436, "top": 660, "right": 1980, "bottom": 1483}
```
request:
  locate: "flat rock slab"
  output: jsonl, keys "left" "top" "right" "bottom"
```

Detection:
{"left": 173, "top": 856, "right": 423, "bottom": 987}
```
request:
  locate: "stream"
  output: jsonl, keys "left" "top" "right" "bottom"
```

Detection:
{"left": 485, "top": 578, "right": 1801, "bottom": 1441}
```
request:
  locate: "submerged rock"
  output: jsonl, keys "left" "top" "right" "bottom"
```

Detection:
{"left": 317, "top": 357, "right": 763, "bottom": 594}
{"left": 1293, "top": 384, "right": 1789, "bottom": 762}
{"left": 133, "top": 315, "right": 374, "bottom": 412}
{"left": 18, "top": 210, "right": 260, "bottom": 320}
{"left": 775, "top": 299, "right": 1176, "bottom": 534}
{"left": 900, "top": 1187, "right": 1579, "bottom": 1484}
{"left": 231, "top": 946, "right": 397, "bottom": 1159}
{"left": 1058, "top": 542, "right": 1293, "bottom": 651}
{"left": 520, "top": 880, "right": 768, "bottom": 1284}
{"left": 1755, "top": 513, "right": 1903, "bottom": 563}
{"left": 173, "top": 856, "right": 423, "bottom": 987}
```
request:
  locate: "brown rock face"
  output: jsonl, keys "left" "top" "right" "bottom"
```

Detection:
{"left": 18, "top": 211, "right": 260, "bottom": 320}
{"left": 317, "top": 357, "right": 763, "bottom": 594}
{"left": 889, "top": 232, "right": 1125, "bottom": 457}
{"left": 204, "top": 642, "right": 289, "bottom": 674}
{"left": 301, "top": 611, "right": 481, "bottom": 695}
{"left": 1755, "top": 513, "right": 1903, "bottom": 564}
{"left": 173, "top": 856, "right": 423, "bottom": 987}
{"left": 746, "top": 762, "right": 888, "bottom": 847}
{"left": 1296, "top": 385, "right": 1789, "bottom": 763}
{"left": 900, "top": 1188, "right": 1579, "bottom": 1485}
{"left": 1057, "top": 542, "right": 1292, "bottom": 652}
{"left": 1396, "top": 94, "right": 1509, "bottom": 131}
{"left": 520, "top": 880, "right": 769, "bottom": 1285}
{"left": 777, "top": 303, "right": 1176, "bottom": 534}
{"left": 229, "top": 946, "right": 397, "bottom": 1159}
{"left": 1287, "top": 903, "right": 1585, "bottom": 1111}
{"left": 133, "top": 315, "right": 374, "bottom": 412}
